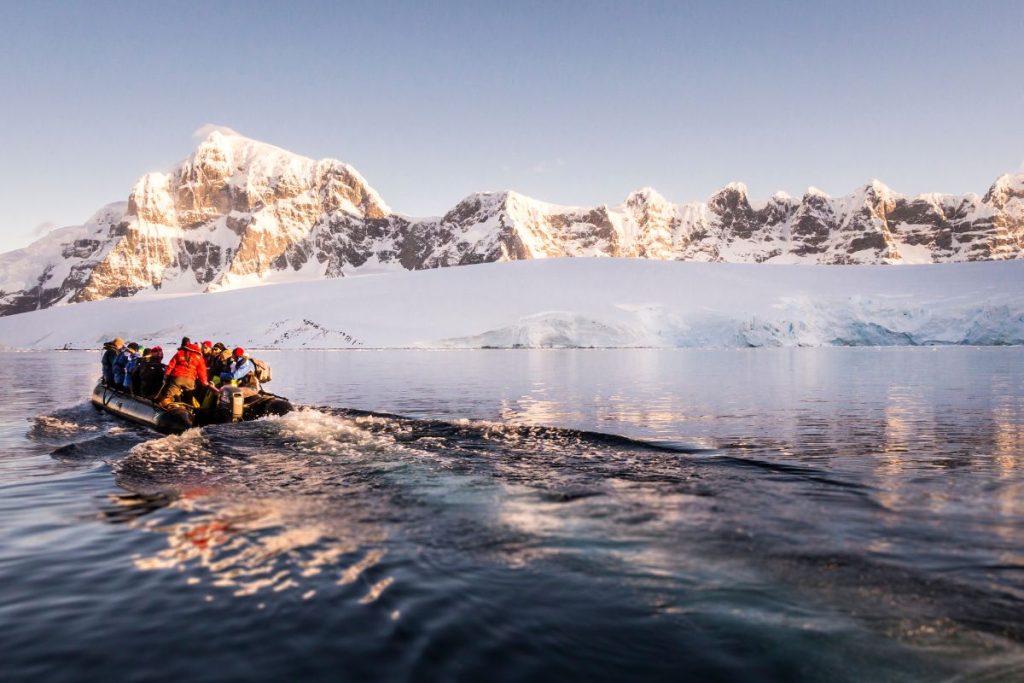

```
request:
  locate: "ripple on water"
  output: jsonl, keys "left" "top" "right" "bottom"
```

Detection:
{"left": 28, "top": 401, "right": 117, "bottom": 443}
{"left": 18, "top": 381, "right": 1024, "bottom": 682}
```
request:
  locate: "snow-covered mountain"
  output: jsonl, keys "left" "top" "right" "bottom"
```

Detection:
{"left": 1, "top": 129, "right": 1022, "bottom": 317}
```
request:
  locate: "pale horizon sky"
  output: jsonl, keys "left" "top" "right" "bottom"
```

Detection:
{"left": 1, "top": 0, "right": 1022, "bottom": 252}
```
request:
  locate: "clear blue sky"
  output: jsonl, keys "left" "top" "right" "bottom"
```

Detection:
{"left": 1, "top": 0, "right": 1022, "bottom": 252}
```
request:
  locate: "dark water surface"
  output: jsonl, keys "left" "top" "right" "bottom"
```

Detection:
{"left": 1, "top": 348, "right": 1023, "bottom": 682}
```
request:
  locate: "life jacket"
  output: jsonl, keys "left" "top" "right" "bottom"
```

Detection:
{"left": 165, "top": 343, "right": 208, "bottom": 384}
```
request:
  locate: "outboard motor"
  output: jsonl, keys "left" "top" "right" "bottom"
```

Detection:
{"left": 218, "top": 386, "right": 246, "bottom": 422}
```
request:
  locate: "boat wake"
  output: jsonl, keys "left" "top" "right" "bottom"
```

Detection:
{"left": 29, "top": 401, "right": 152, "bottom": 462}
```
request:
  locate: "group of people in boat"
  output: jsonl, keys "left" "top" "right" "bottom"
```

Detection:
{"left": 101, "top": 336, "right": 264, "bottom": 409}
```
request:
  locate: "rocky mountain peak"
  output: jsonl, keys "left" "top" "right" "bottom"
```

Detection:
{"left": 857, "top": 179, "right": 896, "bottom": 203}
{"left": 709, "top": 182, "right": 751, "bottom": 212}
{"left": 983, "top": 173, "right": 1024, "bottom": 208}
{"left": 1, "top": 132, "right": 1021, "bottom": 317}
{"left": 445, "top": 191, "right": 516, "bottom": 219}
{"left": 625, "top": 187, "right": 668, "bottom": 207}
{"left": 867, "top": 178, "right": 892, "bottom": 192}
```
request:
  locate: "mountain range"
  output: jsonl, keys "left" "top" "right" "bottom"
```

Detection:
{"left": 1, "top": 129, "right": 1022, "bottom": 317}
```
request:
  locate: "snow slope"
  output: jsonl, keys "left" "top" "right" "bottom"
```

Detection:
{"left": 0, "top": 259, "right": 1021, "bottom": 350}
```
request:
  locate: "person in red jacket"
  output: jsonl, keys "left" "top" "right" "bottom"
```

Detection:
{"left": 157, "top": 337, "right": 209, "bottom": 407}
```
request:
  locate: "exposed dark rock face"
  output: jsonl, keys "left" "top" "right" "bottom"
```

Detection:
{"left": 1, "top": 131, "right": 1022, "bottom": 317}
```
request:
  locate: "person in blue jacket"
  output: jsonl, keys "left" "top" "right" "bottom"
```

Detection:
{"left": 101, "top": 337, "right": 124, "bottom": 385}
{"left": 220, "top": 347, "right": 260, "bottom": 389}
{"left": 122, "top": 346, "right": 144, "bottom": 393}
{"left": 112, "top": 342, "right": 140, "bottom": 387}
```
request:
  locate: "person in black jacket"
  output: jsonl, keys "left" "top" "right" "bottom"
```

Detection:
{"left": 101, "top": 337, "right": 124, "bottom": 385}
{"left": 137, "top": 346, "right": 166, "bottom": 399}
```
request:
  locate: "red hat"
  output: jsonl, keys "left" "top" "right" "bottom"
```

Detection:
{"left": 233, "top": 347, "right": 245, "bottom": 357}
{"left": 202, "top": 340, "right": 212, "bottom": 348}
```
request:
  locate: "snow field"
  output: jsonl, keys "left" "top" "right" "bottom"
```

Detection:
{"left": 0, "top": 258, "right": 1020, "bottom": 350}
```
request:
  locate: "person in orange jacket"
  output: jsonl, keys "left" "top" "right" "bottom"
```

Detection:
{"left": 157, "top": 337, "right": 209, "bottom": 406}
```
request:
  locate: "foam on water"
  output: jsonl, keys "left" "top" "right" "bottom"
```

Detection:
{"left": 28, "top": 401, "right": 114, "bottom": 443}
{"left": 268, "top": 407, "right": 402, "bottom": 455}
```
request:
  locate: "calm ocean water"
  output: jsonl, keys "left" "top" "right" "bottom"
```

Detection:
{"left": 1, "top": 348, "right": 1023, "bottom": 682}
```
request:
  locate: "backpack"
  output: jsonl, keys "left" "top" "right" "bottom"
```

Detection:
{"left": 251, "top": 358, "right": 272, "bottom": 383}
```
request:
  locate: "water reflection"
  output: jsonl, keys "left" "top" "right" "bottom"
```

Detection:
{"left": 6, "top": 348, "right": 1024, "bottom": 682}
{"left": 131, "top": 496, "right": 389, "bottom": 600}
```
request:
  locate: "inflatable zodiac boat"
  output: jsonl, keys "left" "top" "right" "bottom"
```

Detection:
{"left": 90, "top": 382, "right": 293, "bottom": 435}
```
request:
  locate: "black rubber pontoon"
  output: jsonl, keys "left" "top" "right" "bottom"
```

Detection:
{"left": 91, "top": 382, "right": 193, "bottom": 434}
{"left": 90, "top": 381, "right": 294, "bottom": 435}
